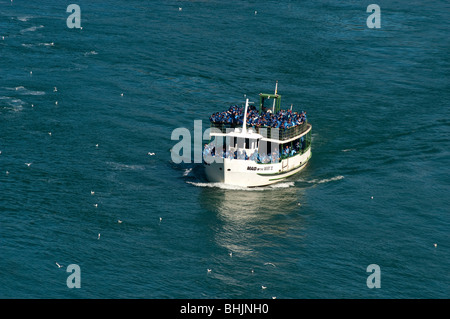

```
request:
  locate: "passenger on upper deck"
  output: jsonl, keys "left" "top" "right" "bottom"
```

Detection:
{"left": 210, "top": 105, "right": 306, "bottom": 129}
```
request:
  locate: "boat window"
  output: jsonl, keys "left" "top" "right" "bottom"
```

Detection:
{"left": 236, "top": 137, "right": 245, "bottom": 149}
{"left": 245, "top": 138, "right": 249, "bottom": 149}
{"left": 214, "top": 136, "right": 224, "bottom": 149}
{"left": 229, "top": 137, "right": 235, "bottom": 148}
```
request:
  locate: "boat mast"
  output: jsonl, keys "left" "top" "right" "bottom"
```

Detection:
{"left": 272, "top": 81, "right": 278, "bottom": 113}
{"left": 242, "top": 98, "right": 249, "bottom": 134}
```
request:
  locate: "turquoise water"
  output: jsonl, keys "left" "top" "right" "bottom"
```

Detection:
{"left": 0, "top": 0, "right": 449, "bottom": 298}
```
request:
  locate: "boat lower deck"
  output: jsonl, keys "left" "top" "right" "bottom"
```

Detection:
{"left": 204, "top": 147, "right": 311, "bottom": 187}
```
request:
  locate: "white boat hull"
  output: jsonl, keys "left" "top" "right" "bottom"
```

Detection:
{"left": 204, "top": 148, "right": 311, "bottom": 187}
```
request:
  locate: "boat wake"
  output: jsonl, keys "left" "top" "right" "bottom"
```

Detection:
{"left": 298, "top": 175, "right": 344, "bottom": 184}
{"left": 186, "top": 181, "right": 295, "bottom": 191}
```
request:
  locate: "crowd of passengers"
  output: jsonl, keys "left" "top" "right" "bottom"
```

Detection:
{"left": 209, "top": 105, "right": 307, "bottom": 129}
{"left": 203, "top": 139, "right": 306, "bottom": 164}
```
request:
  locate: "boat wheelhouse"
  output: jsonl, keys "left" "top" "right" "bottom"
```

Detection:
{"left": 204, "top": 84, "right": 312, "bottom": 187}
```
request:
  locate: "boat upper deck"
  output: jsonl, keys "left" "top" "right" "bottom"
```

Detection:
{"left": 209, "top": 103, "right": 310, "bottom": 141}
{"left": 209, "top": 87, "right": 311, "bottom": 142}
{"left": 210, "top": 121, "right": 310, "bottom": 141}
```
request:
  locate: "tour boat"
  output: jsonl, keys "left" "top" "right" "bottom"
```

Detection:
{"left": 204, "top": 83, "right": 312, "bottom": 187}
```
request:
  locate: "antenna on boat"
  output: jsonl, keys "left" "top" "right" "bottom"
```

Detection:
{"left": 242, "top": 98, "right": 249, "bottom": 134}
{"left": 272, "top": 81, "right": 278, "bottom": 113}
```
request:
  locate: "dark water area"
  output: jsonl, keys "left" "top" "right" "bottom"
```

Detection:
{"left": 0, "top": 0, "right": 449, "bottom": 298}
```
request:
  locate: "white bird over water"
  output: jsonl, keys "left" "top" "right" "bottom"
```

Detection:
{"left": 98, "top": 233, "right": 101, "bottom": 240}
{"left": 148, "top": 152, "right": 155, "bottom": 156}
{"left": 91, "top": 190, "right": 95, "bottom": 195}
{"left": 53, "top": 87, "right": 57, "bottom": 92}
{"left": 56, "top": 262, "right": 63, "bottom": 268}
{"left": 93, "top": 203, "right": 98, "bottom": 208}
{"left": 261, "top": 285, "right": 267, "bottom": 290}
{"left": 25, "top": 163, "right": 32, "bottom": 167}
{"left": 118, "top": 220, "right": 123, "bottom": 224}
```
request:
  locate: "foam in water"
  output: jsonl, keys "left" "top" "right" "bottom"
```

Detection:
{"left": 38, "top": 42, "right": 54, "bottom": 47}
{"left": 106, "top": 162, "right": 146, "bottom": 171}
{"left": 20, "top": 25, "right": 44, "bottom": 33}
{"left": 0, "top": 96, "right": 25, "bottom": 111}
{"left": 4, "top": 86, "right": 45, "bottom": 96}
{"left": 17, "top": 16, "right": 33, "bottom": 22}
{"left": 84, "top": 51, "right": 98, "bottom": 56}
